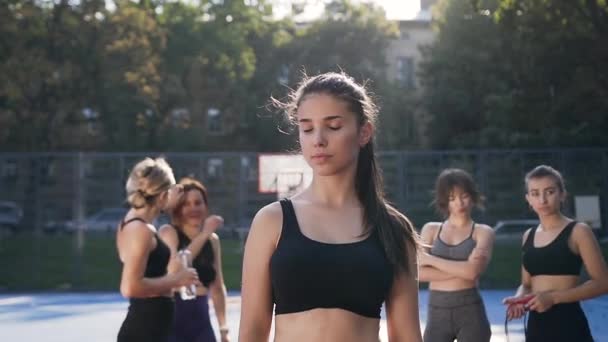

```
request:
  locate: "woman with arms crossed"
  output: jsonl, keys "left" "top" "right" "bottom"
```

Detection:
{"left": 418, "top": 168, "right": 495, "bottom": 342}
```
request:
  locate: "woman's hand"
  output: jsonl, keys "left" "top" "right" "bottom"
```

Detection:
{"left": 526, "top": 292, "right": 556, "bottom": 313}
{"left": 202, "top": 215, "right": 224, "bottom": 235}
{"left": 503, "top": 294, "right": 533, "bottom": 320}
{"left": 505, "top": 303, "right": 527, "bottom": 320}
{"left": 220, "top": 329, "right": 230, "bottom": 342}
{"left": 176, "top": 267, "right": 200, "bottom": 287}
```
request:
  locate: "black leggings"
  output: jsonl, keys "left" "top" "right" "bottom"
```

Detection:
{"left": 526, "top": 302, "right": 593, "bottom": 342}
{"left": 117, "top": 297, "right": 174, "bottom": 342}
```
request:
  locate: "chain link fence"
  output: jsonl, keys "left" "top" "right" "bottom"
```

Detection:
{"left": 1, "top": 148, "right": 606, "bottom": 290}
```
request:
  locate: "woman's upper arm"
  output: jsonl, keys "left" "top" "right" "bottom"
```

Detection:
{"left": 573, "top": 223, "right": 608, "bottom": 280}
{"left": 210, "top": 233, "right": 226, "bottom": 288}
{"left": 158, "top": 224, "right": 180, "bottom": 273}
{"left": 239, "top": 202, "right": 282, "bottom": 340}
{"left": 473, "top": 225, "right": 495, "bottom": 268}
{"left": 419, "top": 222, "right": 438, "bottom": 252}
{"left": 521, "top": 228, "right": 532, "bottom": 287}
{"left": 119, "top": 224, "right": 153, "bottom": 297}
{"left": 475, "top": 224, "right": 495, "bottom": 252}
{"left": 158, "top": 224, "right": 179, "bottom": 254}
{"left": 386, "top": 242, "right": 423, "bottom": 342}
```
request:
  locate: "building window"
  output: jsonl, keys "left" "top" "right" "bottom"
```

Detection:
{"left": 397, "top": 56, "right": 415, "bottom": 88}
{"left": 82, "top": 107, "right": 100, "bottom": 135}
{"left": 1, "top": 160, "right": 17, "bottom": 178}
{"left": 207, "top": 158, "right": 224, "bottom": 179}
{"left": 171, "top": 108, "right": 191, "bottom": 129}
{"left": 278, "top": 65, "right": 289, "bottom": 85}
{"left": 207, "top": 108, "right": 223, "bottom": 134}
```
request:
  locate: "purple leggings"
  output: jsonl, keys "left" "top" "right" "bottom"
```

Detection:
{"left": 170, "top": 295, "right": 216, "bottom": 342}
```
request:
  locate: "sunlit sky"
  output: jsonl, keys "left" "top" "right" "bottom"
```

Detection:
{"left": 106, "top": 1, "right": 421, "bottom": 21}
{"left": 275, "top": 0, "right": 421, "bottom": 20}
{"left": 375, "top": 0, "right": 420, "bottom": 20}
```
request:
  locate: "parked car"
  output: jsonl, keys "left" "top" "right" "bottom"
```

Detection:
{"left": 0, "top": 201, "right": 23, "bottom": 235}
{"left": 46, "top": 208, "right": 174, "bottom": 234}
{"left": 62, "top": 207, "right": 128, "bottom": 234}
{"left": 493, "top": 219, "right": 539, "bottom": 242}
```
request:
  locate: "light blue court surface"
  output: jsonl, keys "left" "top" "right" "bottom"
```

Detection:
{"left": 0, "top": 290, "right": 606, "bottom": 342}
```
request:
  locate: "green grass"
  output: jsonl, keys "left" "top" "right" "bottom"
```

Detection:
{"left": 0, "top": 233, "right": 605, "bottom": 292}
{"left": 0, "top": 233, "right": 244, "bottom": 292}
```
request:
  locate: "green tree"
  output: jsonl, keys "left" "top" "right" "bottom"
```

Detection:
{"left": 419, "top": 0, "right": 608, "bottom": 148}
{"left": 0, "top": 0, "right": 112, "bottom": 151}
{"left": 98, "top": 1, "right": 166, "bottom": 150}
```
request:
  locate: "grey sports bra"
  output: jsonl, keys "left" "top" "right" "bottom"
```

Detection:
{"left": 430, "top": 222, "right": 476, "bottom": 261}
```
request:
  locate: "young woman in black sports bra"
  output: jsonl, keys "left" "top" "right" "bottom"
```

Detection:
{"left": 238, "top": 72, "right": 422, "bottom": 342}
{"left": 503, "top": 165, "right": 608, "bottom": 342}
{"left": 418, "top": 168, "right": 495, "bottom": 342}
{"left": 116, "top": 157, "right": 200, "bottom": 342}
{"left": 158, "top": 177, "right": 229, "bottom": 342}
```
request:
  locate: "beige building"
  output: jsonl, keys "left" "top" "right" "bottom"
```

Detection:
{"left": 386, "top": 1, "right": 436, "bottom": 87}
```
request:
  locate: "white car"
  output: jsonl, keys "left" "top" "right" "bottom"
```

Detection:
{"left": 63, "top": 208, "right": 128, "bottom": 233}
{"left": 493, "top": 219, "right": 539, "bottom": 242}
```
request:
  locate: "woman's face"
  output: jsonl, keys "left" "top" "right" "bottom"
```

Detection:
{"left": 296, "top": 93, "right": 371, "bottom": 177}
{"left": 526, "top": 176, "right": 564, "bottom": 217}
{"left": 178, "top": 189, "right": 208, "bottom": 226}
{"left": 447, "top": 186, "right": 473, "bottom": 216}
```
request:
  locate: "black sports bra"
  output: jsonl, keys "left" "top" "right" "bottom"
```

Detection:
{"left": 522, "top": 221, "right": 582, "bottom": 276}
{"left": 175, "top": 227, "right": 216, "bottom": 287}
{"left": 120, "top": 217, "right": 170, "bottom": 278}
{"left": 270, "top": 199, "right": 393, "bottom": 319}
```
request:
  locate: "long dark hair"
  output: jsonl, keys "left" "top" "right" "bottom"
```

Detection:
{"left": 274, "top": 72, "right": 419, "bottom": 274}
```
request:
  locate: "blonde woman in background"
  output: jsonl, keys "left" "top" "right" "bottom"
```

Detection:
{"left": 116, "top": 157, "right": 200, "bottom": 342}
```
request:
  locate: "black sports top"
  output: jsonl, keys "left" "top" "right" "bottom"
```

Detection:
{"left": 175, "top": 227, "right": 216, "bottom": 287}
{"left": 522, "top": 221, "right": 582, "bottom": 276}
{"left": 270, "top": 199, "right": 394, "bottom": 319}
{"left": 120, "top": 217, "right": 170, "bottom": 278}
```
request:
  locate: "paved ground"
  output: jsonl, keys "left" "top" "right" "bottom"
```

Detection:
{"left": 0, "top": 290, "right": 606, "bottom": 341}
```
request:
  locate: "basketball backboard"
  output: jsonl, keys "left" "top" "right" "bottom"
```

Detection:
{"left": 258, "top": 154, "right": 312, "bottom": 198}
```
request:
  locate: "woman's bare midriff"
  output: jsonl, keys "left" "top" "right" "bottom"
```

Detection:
{"left": 274, "top": 308, "right": 381, "bottom": 342}
{"left": 531, "top": 275, "right": 579, "bottom": 293}
{"left": 429, "top": 278, "right": 477, "bottom": 292}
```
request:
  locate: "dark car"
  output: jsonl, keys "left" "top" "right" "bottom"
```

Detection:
{"left": 493, "top": 219, "right": 539, "bottom": 243}
{"left": 0, "top": 201, "right": 23, "bottom": 236}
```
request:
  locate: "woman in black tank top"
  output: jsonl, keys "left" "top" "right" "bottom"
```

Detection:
{"left": 116, "top": 157, "right": 200, "bottom": 342}
{"left": 418, "top": 168, "right": 495, "bottom": 342}
{"left": 503, "top": 165, "right": 608, "bottom": 342}
{"left": 158, "top": 177, "right": 229, "bottom": 342}
{"left": 239, "top": 72, "right": 422, "bottom": 342}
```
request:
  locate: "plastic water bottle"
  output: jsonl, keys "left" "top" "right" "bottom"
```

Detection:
{"left": 178, "top": 249, "right": 196, "bottom": 300}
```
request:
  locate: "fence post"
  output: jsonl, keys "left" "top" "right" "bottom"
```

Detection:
{"left": 72, "top": 152, "right": 86, "bottom": 288}
{"left": 238, "top": 155, "right": 248, "bottom": 228}
{"left": 477, "top": 150, "right": 488, "bottom": 223}
{"left": 397, "top": 152, "right": 406, "bottom": 211}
